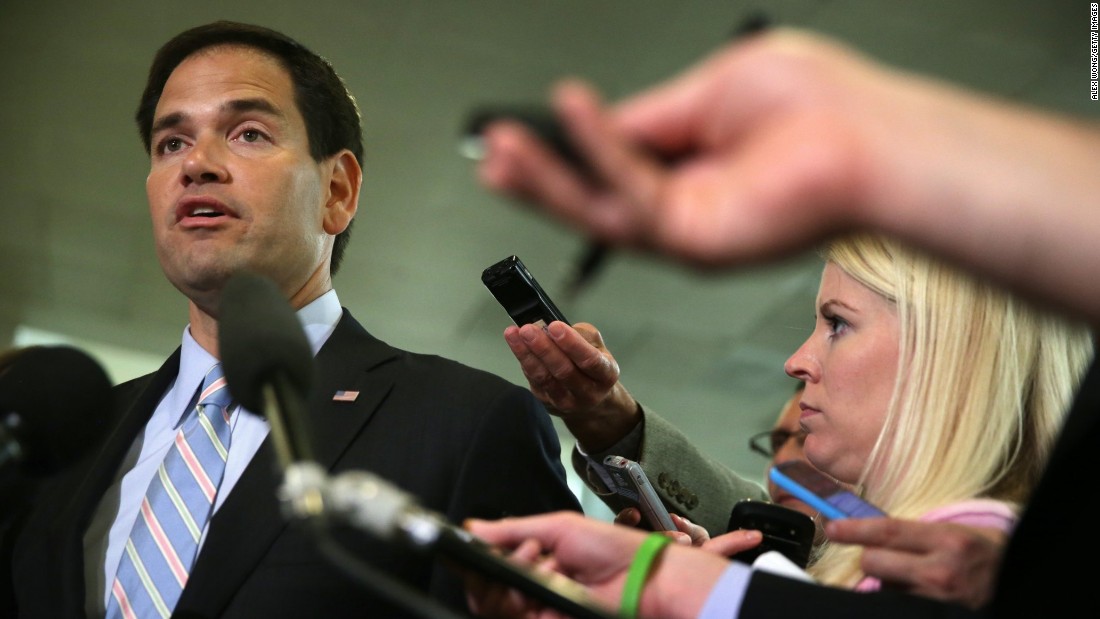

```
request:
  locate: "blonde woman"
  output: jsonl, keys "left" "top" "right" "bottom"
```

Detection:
{"left": 785, "top": 233, "right": 1093, "bottom": 589}
{"left": 465, "top": 234, "right": 1094, "bottom": 618}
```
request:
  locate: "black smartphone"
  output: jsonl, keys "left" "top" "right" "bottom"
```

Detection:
{"left": 769, "top": 460, "right": 887, "bottom": 520}
{"left": 481, "top": 255, "right": 569, "bottom": 328}
{"left": 460, "top": 106, "right": 586, "bottom": 171}
{"left": 726, "top": 499, "right": 816, "bottom": 568}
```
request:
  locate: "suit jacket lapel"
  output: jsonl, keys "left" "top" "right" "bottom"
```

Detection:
{"left": 178, "top": 310, "right": 400, "bottom": 615}
{"left": 304, "top": 310, "right": 401, "bottom": 468}
{"left": 50, "top": 350, "right": 181, "bottom": 617}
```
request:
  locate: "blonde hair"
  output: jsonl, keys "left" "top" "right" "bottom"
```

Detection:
{"left": 808, "top": 233, "right": 1094, "bottom": 587}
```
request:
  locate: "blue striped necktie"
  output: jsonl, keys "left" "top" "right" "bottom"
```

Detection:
{"left": 106, "top": 363, "right": 234, "bottom": 619}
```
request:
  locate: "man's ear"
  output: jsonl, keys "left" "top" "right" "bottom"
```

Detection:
{"left": 322, "top": 150, "right": 361, "bottom": 235}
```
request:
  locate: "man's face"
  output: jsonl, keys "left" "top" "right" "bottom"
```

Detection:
{"left": 146, "top": 45, "right": 332, "bottom": 309}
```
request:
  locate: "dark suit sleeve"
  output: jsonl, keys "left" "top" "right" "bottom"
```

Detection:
{"left": 441, "top": 383, "right": 580, "bottom": 520}
{"left": 429, "top": 383, "right": 581, "bottom": 604}
{"left": 0, "top": 477, "right": 29, "bottom": 618}
{"left": 740, "top": 572, "right": 984, "bottom": 619}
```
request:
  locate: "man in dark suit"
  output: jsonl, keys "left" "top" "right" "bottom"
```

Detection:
{"left": 1, "top": 21, "right": 580, "bottom": 618}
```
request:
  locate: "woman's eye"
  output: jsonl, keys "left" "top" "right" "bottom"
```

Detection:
{"left": 825, "top": 314, "right": 850, "bottom": 336}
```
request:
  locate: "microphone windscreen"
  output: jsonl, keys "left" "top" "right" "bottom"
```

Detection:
{"left": 218, "top": 272, "right": 314, "bottom": 413}
{"left": 0, "top": 345, "right": 113, "bottom": 476}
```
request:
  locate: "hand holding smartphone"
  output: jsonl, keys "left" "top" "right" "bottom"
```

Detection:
{"left": 601, "top": 455, "right": 676, "bottom": 531}
{"left": 460, "top": 16, "right": 774, "bottom": 178}
{"left": 462, "top": 107, "right": 587, "bottom": 172}
{"left": 769, "top": 461, "right": 886, "bottom": 520}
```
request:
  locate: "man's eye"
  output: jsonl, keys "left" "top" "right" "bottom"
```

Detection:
{"left": 163, "top": 138, "right": 184, "bottom": 153}
{"left": 241, "top": 129, "right": 264, "bottom": 143}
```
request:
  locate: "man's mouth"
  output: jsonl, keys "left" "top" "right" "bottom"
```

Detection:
{"left": 176, "top": 198, "right": 235, "bottom": 224}
{"left": 190, "top": 205, "right": 223, "bottom": 217}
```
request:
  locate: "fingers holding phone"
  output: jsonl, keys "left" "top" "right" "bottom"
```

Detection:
{"left": 699, "top": 529, "right": 766, "bottom": 558}
{"left": 503, "top": 323, "right": 580, "bottom": 411}
{"left": 602, "top": 456, "right": 676, "bottom": 532}
{"left": 470, "top": 109, "right": 599, "bottom": 218}
{"left": 483, "top": 255, "right": 640, "bottom": 450}
{"left": 612, "top": 506, "right": 644, "bottom": 529}
{"left": 670, "top": 513, "right": 712, "bottom": 547}
{"left": 505, "top": 322, "right": 619, "bottom": 402}
{"left": 464, "top": 92, "right": 665, "bottom": 245}
{"left": 614, "top": 508, "right": 711, "bottom": 548}
{"left": 501, "top": 319, "right": 637, "bottom": 443}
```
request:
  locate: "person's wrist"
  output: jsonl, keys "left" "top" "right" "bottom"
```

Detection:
{"left": 642, "top": 544, "right": 733, "bottom": 619}
{"left": 565, "top": 389, "right": 641, "bottom": 453}
{"left": 620, "top": 533, "right": 673, "bottom": 619}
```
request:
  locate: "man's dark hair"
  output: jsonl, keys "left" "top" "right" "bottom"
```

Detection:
{"left": 135, "top": 21, "right": 362, "bottom": 275}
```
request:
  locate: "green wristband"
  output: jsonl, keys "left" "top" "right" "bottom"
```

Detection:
{"left": 620, "top": 533, "right": 673, "bottom": 619}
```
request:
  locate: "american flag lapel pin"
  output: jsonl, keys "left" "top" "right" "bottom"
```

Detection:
{"left": 332, "top": 390, "right": 360, "bottom": 402}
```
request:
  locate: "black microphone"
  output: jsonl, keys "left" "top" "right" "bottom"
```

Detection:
{"left": 0, "top": 345, "right": 113, "bottom": 477}
{"left": 217, "top": 272, "right": 316, "bottom": 467}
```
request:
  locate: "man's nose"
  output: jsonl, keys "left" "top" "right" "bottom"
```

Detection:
{"left": 181, "top": 138, "right": 229, "bottom": 186}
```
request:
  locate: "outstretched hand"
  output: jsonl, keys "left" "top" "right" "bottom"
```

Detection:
{"left": 614, "top": 507, "right": 763, "bottom": 558}
{"left": 464, "top": 512, "right": 732, "bottom": 619}
{"left": 477, "top": 31, "right": 872, "bottom": 268}
{"left": 504, "top": 321, "right": 640, "bottom": 452}
{"left": 478, "top": 29, "right": 1100, "bottom": 324}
